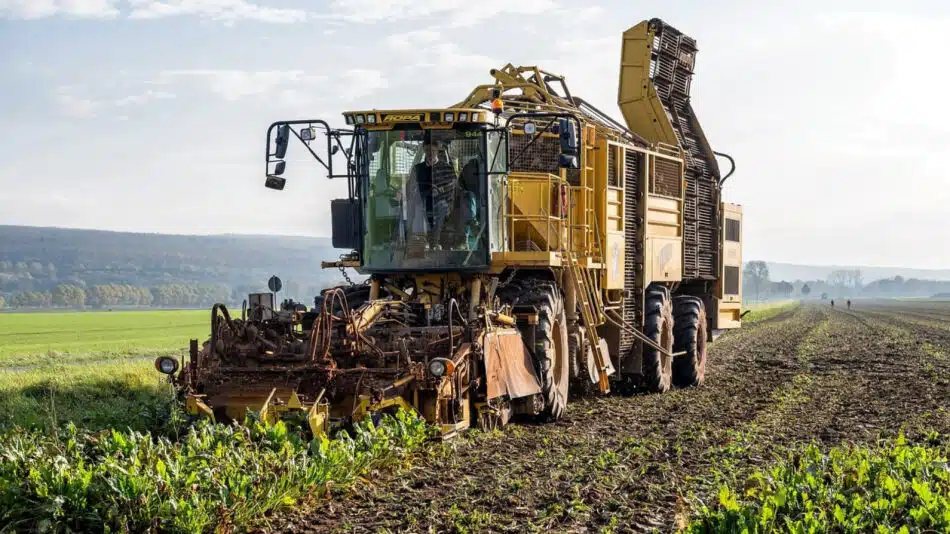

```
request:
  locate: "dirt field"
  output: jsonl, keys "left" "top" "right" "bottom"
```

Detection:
{"left": 267, "top": 300, "right": 950, "bottom": 533}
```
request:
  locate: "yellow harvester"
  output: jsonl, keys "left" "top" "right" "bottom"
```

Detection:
{"left": 157, "top": 18, "right": 744, "bottom": 438}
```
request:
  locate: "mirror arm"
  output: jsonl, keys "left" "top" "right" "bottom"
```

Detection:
{"left": 289, "top": 127, "right": 331, "bottom": 173}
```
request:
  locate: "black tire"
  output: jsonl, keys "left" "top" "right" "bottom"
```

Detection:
{"left": 498, "top": 280, "right": 569, "bottom": 421}
{"left": 672, "top": 296, "right": 708, "bottom": 388}
{"left": 568, "top": 331, "right": 596, "bottom": 399}
{"left": 641, "top": 287, "right": 674, "bottom": 393}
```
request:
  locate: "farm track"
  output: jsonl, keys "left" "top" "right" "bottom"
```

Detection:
{"left": 266, "top": 301, "right": 950, "bottom": 534}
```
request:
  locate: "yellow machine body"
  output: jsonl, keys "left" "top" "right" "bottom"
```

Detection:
{"left": 167, "top": 17, "right": 743, "bottom": 439}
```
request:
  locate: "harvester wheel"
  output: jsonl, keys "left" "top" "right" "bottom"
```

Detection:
{"left": 534, "top": 284, "right": 570, "bottom": 421}
{"left": 672, "top": 296, "right": 708, "bottom": 388}
{"left": 497, "top": 280, "right": 569, "bottom": 421}
{"left": 641, "top": 287, "right": 674, "bottom": 393}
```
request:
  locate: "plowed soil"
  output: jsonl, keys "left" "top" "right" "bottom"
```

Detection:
{"left": 262, "top": 301, "right": 950, "bottom": 533}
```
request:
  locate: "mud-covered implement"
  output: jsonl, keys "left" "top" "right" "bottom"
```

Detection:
{"left": 165, "top": 286, "right": 558, "bottom": 438}
{"left": 158, "top": 17, "right": 745, "bottom": 438}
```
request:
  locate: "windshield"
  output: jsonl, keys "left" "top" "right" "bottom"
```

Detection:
{"left": 362, "top": 126, "right": 501, "bottom": 271}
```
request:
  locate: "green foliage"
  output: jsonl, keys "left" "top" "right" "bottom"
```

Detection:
{"left": 687, "top": 434, "right": 950, "bottom": 533}
{"left": 51, "top": 284, "right": 86, "bottom": 307}
{"left": 87, "top": 284, "right": 154, "bottom": 307}
{"left": 0, "top": 409, "right": 431, "bottom": 533}
{"left": 741, "top": 301, "right": 797, "bottom": 323}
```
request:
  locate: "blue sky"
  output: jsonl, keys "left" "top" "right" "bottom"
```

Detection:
{"left": 1, "top": 0, "right": 948, "bottom": 268}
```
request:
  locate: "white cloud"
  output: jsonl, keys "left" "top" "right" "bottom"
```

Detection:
{"left": 0, "top": 0, "right": 118, "bottom": 19}
{"left": 54, "top": 86, "right": 101, "bottom": 118}
{"left": 114, "top": 89, "right": 176, "bottom": 107}
{"left": 127, "top": 0, "right": 306, "bottom": 23}
{"left": 339, "top": 69, "right": 388, "bottom": 102}
{"left": 386, "top": 29, "right": 441, "bottom": 49}
{"left": 156, "top": 69, "right": 327, "bottom": 101}
{"left": 328, "top": 0, "right": 555, "bottom": 27}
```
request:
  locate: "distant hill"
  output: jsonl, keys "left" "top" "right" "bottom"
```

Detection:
{"left": 763, "top": 262, "right": 950, "bottom": 283}
{"left": 3, "top": 224, "right": 947, "bottom": 309}
{"left": 0, "top": 225, "right": 351, "bottom": 304}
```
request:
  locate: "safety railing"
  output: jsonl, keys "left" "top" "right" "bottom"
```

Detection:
{"left": 506, "top": 172, "right": 569, "bottom": 253}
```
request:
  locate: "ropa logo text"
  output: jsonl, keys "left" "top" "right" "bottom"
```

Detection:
{"left": 383, "top": 114, "right": 422, "bottom": 122}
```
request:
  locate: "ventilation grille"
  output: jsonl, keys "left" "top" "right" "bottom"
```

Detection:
{"left": 607, "top": 146, "right": 618, "bottom": 187}
{"left": 510, "top": 132, "right": 560, "bottom": 174}
{"left": 621, "top": 149, "right": 642, "bottom": 354}
{"left": 653, "top": 158, "right": 680, "bottom": 197}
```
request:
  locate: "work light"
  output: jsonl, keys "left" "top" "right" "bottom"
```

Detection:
{"left": 155, "top": 356, "right": 179, "bottom": 375}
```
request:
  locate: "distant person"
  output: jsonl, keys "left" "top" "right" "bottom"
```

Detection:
{"left": 847, "top": 299, "right": 852, "bottom": 310}
{"left": 830, "top": 299, "right": 834, "bottom": 308}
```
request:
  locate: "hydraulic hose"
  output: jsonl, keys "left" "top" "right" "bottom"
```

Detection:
{"left": 714, "top": 151, "right": 736, "bottom": 187}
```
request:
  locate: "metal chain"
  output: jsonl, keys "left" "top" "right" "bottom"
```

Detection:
{"left": 498, "top": 266, "right": 519, "bottom": 288}
{"left": 340, "top": 265, "right": 355, "bottom": 287}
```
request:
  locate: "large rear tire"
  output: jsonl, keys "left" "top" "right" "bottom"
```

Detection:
{"left": 641, "top": 287, "right": 674, "bottom": 393}
{"left": 672, "top": 296, "right": 708, "bottom": 388}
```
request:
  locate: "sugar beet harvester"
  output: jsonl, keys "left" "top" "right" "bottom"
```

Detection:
{"left": 157, "top": 18, "right": 744, "bottom": 438}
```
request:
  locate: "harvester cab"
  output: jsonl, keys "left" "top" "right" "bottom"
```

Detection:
{"left": 162, "top": 17, "right": 744, "bottom": 441}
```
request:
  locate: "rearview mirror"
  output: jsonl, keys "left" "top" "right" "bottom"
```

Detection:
{"left": 265, "top": 176, "right": 286, "bottom": 190}
{"left": 300, "top": 127, "right": 315, "bottom": 142}
{"left": 274, "top": 124, "right": 290, "bottom": 159}
{"left": 272, "top": 160, "right": 286, "bottom": 176}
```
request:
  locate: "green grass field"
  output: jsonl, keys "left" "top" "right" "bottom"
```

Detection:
{"left": 0, "top": 309, "right": 206, "bottom": 431}
{"left": 0, "top": 309, "right": 209, "bottom": 367}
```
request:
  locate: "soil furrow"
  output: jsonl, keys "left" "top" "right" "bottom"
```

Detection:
{"left": 258, "top": 302, "right": 950, "bottom": 534}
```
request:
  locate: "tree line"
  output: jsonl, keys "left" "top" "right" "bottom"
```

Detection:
{"left": 743, "top": 261, "right": 950, "bottom": 301}
{"left": 4, "top": 283, "right": 243, "bottom": 309}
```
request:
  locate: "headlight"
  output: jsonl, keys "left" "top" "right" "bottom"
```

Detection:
{"left": 155, "top": 356, "right": 179, "bottom": 375}
{"left": 428, "top": 358, "right": 447, "bottom": 377}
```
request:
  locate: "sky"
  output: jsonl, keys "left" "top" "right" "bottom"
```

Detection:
{"left": 0, "top": 0, "right": 947, "bottom": 268}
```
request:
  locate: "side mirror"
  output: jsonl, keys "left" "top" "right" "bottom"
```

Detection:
{"left": 265, "top": 176, "right": 286, "bottom": 190}
{"left": 300, "top": 127, "right": 315, "bottom": 142}
{"left": 274, "top": 124, "right": 290, "bottom": 159}
{"left": 558, "top": 118, "right": 579, "bottom": 169}
{"left": 558, "top": 118, "right": 578, "bottom": 155}
{"left": 330, "top": 145, "right": 340, "bottom": 156}
{"left": 272, "top": 160, "right": 286, "bottom": 176}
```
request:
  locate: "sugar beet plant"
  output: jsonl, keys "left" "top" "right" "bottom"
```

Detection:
{"left": 0, "top": 409, "right": 432, "bottom": 533}
{"left": 688, "top": 433, "right": 950, "bottom": 533}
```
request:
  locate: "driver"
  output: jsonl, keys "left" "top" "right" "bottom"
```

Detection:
{"left": 410, "top": 136, "right": 458, "bottom": 248}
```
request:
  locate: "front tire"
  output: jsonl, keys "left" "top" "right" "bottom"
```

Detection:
{"left": 499, "top": 280, "right": 570, "bottom": 421}
{"left": 534, "top": 284, "right": 569, "bottom": 421}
